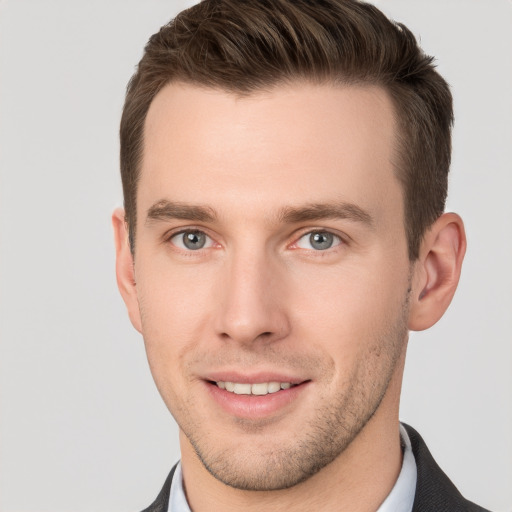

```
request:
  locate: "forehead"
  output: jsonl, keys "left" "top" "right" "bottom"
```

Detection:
{"left": 140, "top": 81, "right": 401, "bottom": 226}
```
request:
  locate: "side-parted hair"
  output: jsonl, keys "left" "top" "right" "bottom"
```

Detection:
{"left": 120, "top": 0, "right": 453, "bottom": 259}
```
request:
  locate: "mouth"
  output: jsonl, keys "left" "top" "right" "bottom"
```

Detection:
{"left": 204, "top": 375, "right": 310, "bottom": 420}
{"left": 214, "top": 381, "right": 297, "bottom": 395}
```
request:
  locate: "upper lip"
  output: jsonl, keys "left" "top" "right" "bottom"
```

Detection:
{"left": 204, "top": 371, "right": 308, "bottom": 385}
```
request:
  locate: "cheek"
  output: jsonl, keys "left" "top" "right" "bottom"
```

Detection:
{"left": 289, "top": 257, "right": 410, "bottom": 358}
{"left": 134, "top": 258, "right": 218, "bottom": 382}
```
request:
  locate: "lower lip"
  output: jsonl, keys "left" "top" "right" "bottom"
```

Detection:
{"left": 205, "top": 381, "right": 309, "bottom": 420}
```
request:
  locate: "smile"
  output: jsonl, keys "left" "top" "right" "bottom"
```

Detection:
{"left": 216, "top": 381, "right": 295, "bottom": 395}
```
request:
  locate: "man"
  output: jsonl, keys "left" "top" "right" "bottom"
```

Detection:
{"left": 112, "top": 1, "right": 490, "bottom": 510}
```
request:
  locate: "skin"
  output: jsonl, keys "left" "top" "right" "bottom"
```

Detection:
{"left": 113, "top": 82, "right": 466, "bottom": 512}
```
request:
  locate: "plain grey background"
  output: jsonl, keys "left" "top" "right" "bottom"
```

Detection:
{"left": 0, "top": 1, "right": 511, "bottom": 511}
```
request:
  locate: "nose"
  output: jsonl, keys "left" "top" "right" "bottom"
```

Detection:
{"left": 214, "top": 248, "right": 290, "bottom": 346}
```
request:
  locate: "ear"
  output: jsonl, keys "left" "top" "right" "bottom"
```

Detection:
{"left": 112, "top": 208, "right": 142, "bottom": 333}
{"left": 408, "top": 213, "right": 466, "bottom": 331}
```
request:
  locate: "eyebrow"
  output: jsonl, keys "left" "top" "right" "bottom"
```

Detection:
{"left": 146, "top": 200, "right": 216, "bottom": 224}
{"left": 145, "top": 199, "right": 374, "bottom": 228}
{"left": 278, "top": 203, "right": 374, "bottom": 227}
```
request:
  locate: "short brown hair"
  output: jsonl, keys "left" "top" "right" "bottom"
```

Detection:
{"left": 120, "top": 0, "right": 453, "bottom": 259}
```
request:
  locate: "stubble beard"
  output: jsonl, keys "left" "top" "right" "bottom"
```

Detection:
{"left": 179, "top": 296, "right": 410, "bottom": 492}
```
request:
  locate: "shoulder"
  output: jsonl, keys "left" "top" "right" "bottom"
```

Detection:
{"left": 403, "top": 423, "right": 492, "bottom": 512}
{"left": 140, "top": 464, "right": 177, "bottom": 512}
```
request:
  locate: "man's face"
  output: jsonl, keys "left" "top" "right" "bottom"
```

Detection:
{"left": 131, "top": 82, "right": 412, "bottom": 490}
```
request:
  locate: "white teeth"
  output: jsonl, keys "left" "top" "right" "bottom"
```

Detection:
{"left": 233, "top": 383, "right": 251, "bottom": 395}
{"left": 267, "top": 382, "right": 281, "bottom": 393}
{"left": 216, "top": 381, "right": 294, "bottom": 395}
{"left": 251, "top": 383, "right": 269, "bottom": 395}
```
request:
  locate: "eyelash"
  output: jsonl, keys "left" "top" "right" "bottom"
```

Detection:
{"left": 164, "top": 227, "right": 346, "bottom": 254}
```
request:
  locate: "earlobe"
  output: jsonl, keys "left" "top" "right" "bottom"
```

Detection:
{"left": 408, "top": 213, "right": 466, "bottom": 331}
{"left": 112, "top": 208, "right": 142, "bottom": 333}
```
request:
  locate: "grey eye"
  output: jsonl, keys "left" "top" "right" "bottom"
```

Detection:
{"left": 296, "top": 231, "right": 341, "bottom": 251}
{"left": 310, "top": 232, "right": 334, "bottom": 250}
{"left": 171, "top": 230, "right": 212, "bottom": 250}
{"left": 184, "top": 232, "right": 206, "bottom": 249}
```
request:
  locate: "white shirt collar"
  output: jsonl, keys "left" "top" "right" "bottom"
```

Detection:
{"left": 377, "top": 423, "right": 417, "bottom": 512}
{"left": 168, "top": 423, "right": 417, "bottom": 512}
{"left": 169, "top": 462, "right": 189, "bottom": 512}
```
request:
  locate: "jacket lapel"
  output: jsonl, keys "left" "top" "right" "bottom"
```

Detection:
{"left": 404, "top": 423, "right": 490, "bottom": 512}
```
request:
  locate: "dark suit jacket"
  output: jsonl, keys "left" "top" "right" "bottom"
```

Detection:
{"left": 141, "top": 424, "right": 491, "bottom": 512}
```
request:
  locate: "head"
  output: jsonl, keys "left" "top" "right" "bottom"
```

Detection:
{"left": 114, "top": 0, "right": 465, "bottom": 498}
